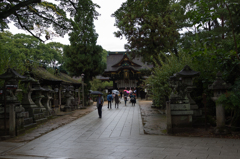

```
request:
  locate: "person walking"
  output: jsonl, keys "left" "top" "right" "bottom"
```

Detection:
{"left": 118, "top": 93, "right": 121, "bottom": 103}
{"left": 130, "top": 93, "right": 136, "bottom": 106}
{"left": 96, "top": 94, "right": 104, "bottom": 118}
{"left": 112, "top": 92, "right": 115, "bottom": 103}
{"left": 124, "top": 91, "right": 128, "bottom": 106}
{"left": 129, "top": 89, "right": 132, "bottom": 95}
{"left": 134, "top": 87, "right": 137, "bottom": 98}
{"left": 107, "top": 92, "right": 113, "bottom": 109}
{"left": 120, "top": 91, "right": 123, "bottom": 99}
{"left": 115, "top": 93, "right": 120, "bottom": 108}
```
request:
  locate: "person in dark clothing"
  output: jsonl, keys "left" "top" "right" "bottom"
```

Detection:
{"left": 120, "top": 91, "right": 123, "bottom": 99}
{"left": 130, "top": 93, "right": 136, "bottom": 106}
{"left": 112, "top": 93, "right": 115, "bottom": 103}
{"left": 115, "top": 93, "right": 120, "bottom": 108}
{"left": 107, "top": 92, "right": 113, "bottom": 109}
{"left": 124, "top": 91, "right": 128, "bottom": 106}
{"left": 96, "top": 94, "right": 104, "bottom": 118}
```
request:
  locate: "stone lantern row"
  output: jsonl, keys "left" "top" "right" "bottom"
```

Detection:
{"left": 166, "top": 65, "right": 230, "bottom": 134}
{"left": 0, "top": 69, "right": 77, "bottom": 137}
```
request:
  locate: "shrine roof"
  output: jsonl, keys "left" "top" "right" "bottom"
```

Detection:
{"left": 104, "top": 52, "right": 153, "bottom": 72}
{"left": 0, "top": 68, "right": 26, "bottom": 80}
{"left": 32, "top": 67, "right": 81, "bottom": 84}
{"left": 96, "top": 75, "right": 110, "bottom": 81}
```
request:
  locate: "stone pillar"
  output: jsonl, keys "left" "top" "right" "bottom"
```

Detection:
{"left": 211, "top": 97, "right": 225, "bottom": 128}
{"left": 9, "top": 104, "right": 15, "bottom": 136}
{"left": 216, "top": 103, "right": 225, "bottom": 127}
{"left": 81, "top": 74, "right": 85, "bottom": 108}
{"left": 166, "top": 101, "right": 172, "bottom": 134}
{"left": 209, "top": 72, "right": 230, "bottom": 133}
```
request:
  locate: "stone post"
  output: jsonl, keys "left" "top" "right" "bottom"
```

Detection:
{"left": 9, "top": 104, "right": 15, "bottom": 136}
{"left": 166, "top": 101, "right": 172, "bottom": 134}
{"left": 209, "top": 72, "right": 230, "bottom": 134}
{"left": 81, "top": 74, "right": 85, "bottom": 108}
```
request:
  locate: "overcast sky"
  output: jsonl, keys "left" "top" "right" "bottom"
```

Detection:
{"left": 8, "top": 0, "right": 127, "bottom": 51}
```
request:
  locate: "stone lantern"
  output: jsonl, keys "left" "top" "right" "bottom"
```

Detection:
{"left": 0, "top": 68, "right": 26, "bottom": 136}
{"left": 21, "top": 72, "right": 46, "bottom": 123}
{"left": 209, "top": 72, "right": 230, "bottom": 134}
{"left": 21, "top": 72, "right": 38, "bottom": 109}
{"left": 176, "top": 65, "right": 200, "bottom": 108}
{"left": 167, "top": 65, "right": 200, "bottom": 134}
{"left": 32, "top": 81, "right": 47, "bottom": 117}
{"left": 42, "top": 86, "right": 53, "bottom": 116}
{"left": 64, "top": 85, "right": 74, "bottom": 112}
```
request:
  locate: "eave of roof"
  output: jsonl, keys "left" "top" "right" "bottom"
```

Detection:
{"left": 32, "top": 67, "right": 81, "bottom": 84}
{"left": 104, "top": 53, "right": 153, "bottom": 73}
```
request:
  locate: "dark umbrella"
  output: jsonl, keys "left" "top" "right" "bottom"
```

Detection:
{"left": 90, "top": 91, "right": 103, "bottom": 95}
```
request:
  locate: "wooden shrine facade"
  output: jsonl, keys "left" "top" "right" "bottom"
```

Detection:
{"left": 102, "top": 51, "right": 153, "bottom": 97}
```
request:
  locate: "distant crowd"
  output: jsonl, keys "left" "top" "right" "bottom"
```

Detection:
{"left": 107, "top": 88, "right": 137, "bottom": 109}
{"left": 96, "top": 88, "right": 137, "bottom": 118}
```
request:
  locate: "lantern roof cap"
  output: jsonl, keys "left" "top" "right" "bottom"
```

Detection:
{"left": 177, "top": 65, "right": 199, "bottom": 77}
{"left": 32, "top": 81, "right": 46, "bottom": 91}
{"left": 209, "top": 72, "right": 231, "bottom": 90}
{"left": 21, "top": 72, "right": 37, "bottom": 83}
{"left": 0, "top": 68, "right": 26, "bottom": 80}
{"left": 42, "top": 86, "right": 54, "bottom": 92}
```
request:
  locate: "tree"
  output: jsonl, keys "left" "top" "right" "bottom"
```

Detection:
{"left": 0, "top": 31, "right": 27, "bottom": 74}
{"left": 0, "top": 0, "right": 78, "bottom": 42}
{"left": 176, "top": 0, "right": 240, "bottom": 83}
{"left": 112, "top": 0, "right": 179, "bottom": 63}
{"left": 0, "top": 31, "right": 65, "bottom": 73}
{"left": 101, "top": 49, "right": 108, "bottom": 64}
{"left": 63, "top": 0, "right": 106, "bottom": 88}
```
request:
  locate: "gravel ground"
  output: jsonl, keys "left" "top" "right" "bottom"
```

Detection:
{"left": 138, "top": 100, "right": 167, "bottom": 135}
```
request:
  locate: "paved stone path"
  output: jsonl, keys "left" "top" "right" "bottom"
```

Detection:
{"left": 1, "top": 99, "right": 240, "bottom": 159}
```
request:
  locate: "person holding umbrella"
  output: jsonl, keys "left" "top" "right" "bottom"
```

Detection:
{"left": 107, "top": 92, "right": 113, "bottom": 109}
{"left": 96, "top": 94, "right": 104, "bottom": 118}
{"left": 130, "top": 93, "right": 136, "bottom": 106}
{"left": 115, "top": 93, "right": 120, "bottom": 108}
{"left": 124, "top": 91, "right": 128, "bottom": 106}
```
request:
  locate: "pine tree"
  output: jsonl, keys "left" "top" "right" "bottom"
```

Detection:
{"left": 64, "top": 0, "right": 105, "bottom": 88}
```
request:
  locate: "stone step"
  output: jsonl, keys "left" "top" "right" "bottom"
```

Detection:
{"left": 35, "top": 118, "right": 48, "bottom": 125}
{"left": 24, "top": 123, "right": 37, "bottom": 130}
{"left": 33, "top": 113, "right": 45, "bottom": 121}
{"left": 24, "top": 117, "right": 34, "bottom": 126}
{"left": 192, "top": 116, "right": 208, "bottom": 127}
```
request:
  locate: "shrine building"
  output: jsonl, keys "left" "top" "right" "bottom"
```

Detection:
{"left": 101, "top": 51, "right": 153, "bottom": 98}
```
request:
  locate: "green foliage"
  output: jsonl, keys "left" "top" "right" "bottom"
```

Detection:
{"left": 90, "top": 78, "right": 113, "bottom": 92}
{"left": 101, "top": 49, "right": 108, "bottom": 64}
{"left": 217, "top": 79, "right": 240, "bottom": 126}
{"left": 0, "top": 31, "right": 27, "bottom": 74}
{"left": 0, "top": 31, "right": 65, "bottom": 70}
{"left": 63, "top": 0, "right": 106, "bottom": 89}
{"left": 139, "top": 69, "right": 152, "bottom": 76}
{"left": 112, "top": 0, "right": 179, "bottom": 63}
{"left": 146, "top": 51, "right": 193, "bottom": 107}
{"left": 0, "top": 0, "right": 74, "bottom": 42}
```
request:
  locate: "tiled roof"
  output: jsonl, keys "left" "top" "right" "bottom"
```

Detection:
{"left": 32, "top": 67, "right": 81, "bottom": 84}
{"left": 96, "top": 75, "right": 110, "bottom": 80}
{"left": 104, "top": 52, "right": 153, "bottom": 72}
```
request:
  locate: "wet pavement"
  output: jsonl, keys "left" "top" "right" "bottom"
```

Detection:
{"left": 1, "top": 99, "right": 240, "bottom": 159}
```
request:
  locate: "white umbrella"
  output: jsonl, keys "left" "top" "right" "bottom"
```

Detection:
{"left": 112, "top": 90, "right": 119, "bottom": 95}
